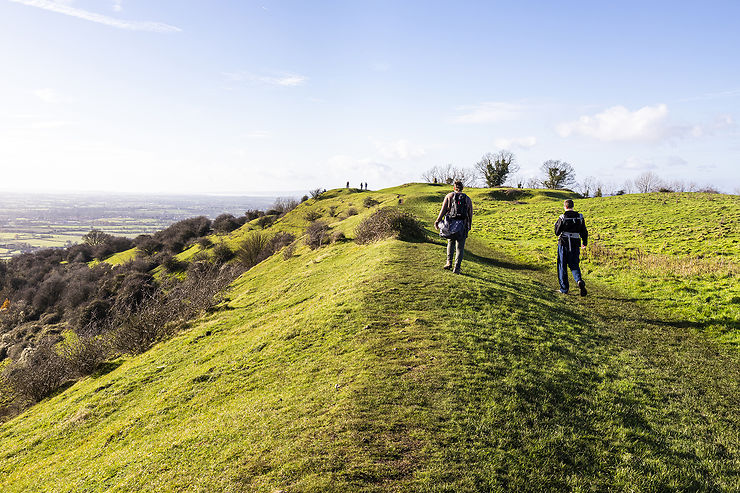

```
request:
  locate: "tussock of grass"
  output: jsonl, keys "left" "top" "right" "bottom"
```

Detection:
{"left": 587, "top": 240, "right": 740, "bottom": 277}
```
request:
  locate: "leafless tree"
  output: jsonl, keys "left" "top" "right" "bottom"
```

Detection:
{"left": 634, "top": 171, "right": 663, "bottom": 193}
{"left": 421, "top": 164, "right": 476, "bottom": 186}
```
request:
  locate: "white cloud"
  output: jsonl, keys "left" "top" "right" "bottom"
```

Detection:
{"left": 9, "top": 0, "right": 181, "bottom": 32}
{"left": 620, "top": 156, "right": 657, "bottom": 171}
{"left": 372, "top": 138, "right": 426, "bottom": 160}
{"left": 224, "top": 72, "right": 307, "bottom": 87}
{"left": 453, "top": 102, "right": 527, "bottom": 124}
{"left": 689, "top": 114, "right": 736, "bottom": 138}
{"left": 112, "top": 1, "right": 123, "bottom": 13}
{"left": 556, "top": 104, "right": 670, "bottom": 142}
{"left": 493, "top": 136, "right": 537, "bottom": 150}
{"left": 33, "top": 88, "right": 62, "bottom": 103}
{"left": 664, "top": 155, "right": 688, "bottom": 167}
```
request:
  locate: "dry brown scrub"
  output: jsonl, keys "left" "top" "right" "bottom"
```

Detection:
{"left": 585, "top": 241, "right": 739, "bottom": 277}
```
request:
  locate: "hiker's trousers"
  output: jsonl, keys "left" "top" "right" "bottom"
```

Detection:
{"left": 557, "top": 244, "right": 582, "bottom": 293}
{"left": 447, "top": 236, "right": 466, "bottom": 273}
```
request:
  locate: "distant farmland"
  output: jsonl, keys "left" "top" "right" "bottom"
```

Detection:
{"left": 0, "top": 192, "right": 279, "bottom": 259}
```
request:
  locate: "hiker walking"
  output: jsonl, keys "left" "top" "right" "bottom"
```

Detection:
{"left": 434, "top": 180, "right": 473, "bottom": 274}
{"left": 554, "top": 199, "right": 589, "bottom": 296}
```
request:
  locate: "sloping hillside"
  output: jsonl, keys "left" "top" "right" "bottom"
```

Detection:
{"left": 1, "top": 185, "right": 738, "bottom": 491}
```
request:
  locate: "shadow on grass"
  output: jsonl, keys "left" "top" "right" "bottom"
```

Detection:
{"left": 463, "top": 249, "right": 544, "bottom": 273}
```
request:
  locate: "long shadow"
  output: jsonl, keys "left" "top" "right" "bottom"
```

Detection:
{"left": 463, "top": 249, "right": 544, "bottom": 272}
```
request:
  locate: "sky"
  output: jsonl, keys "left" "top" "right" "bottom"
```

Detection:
{"left": 1, "top": 0, "right": 739, "bottom": 194}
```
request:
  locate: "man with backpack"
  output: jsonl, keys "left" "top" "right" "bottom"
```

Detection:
{"left": 434, "top": 181, "right": 473, "bottom": 274}
{"left": 554, "top": 199, "right": 589, "bottom": 296}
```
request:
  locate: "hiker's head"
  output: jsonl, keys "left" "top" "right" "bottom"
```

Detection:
{"left": 563, "top": 199, "right": 574, "bottom": 210}
{"left": 453, "top": 181, "right": 464, "bottom": 192}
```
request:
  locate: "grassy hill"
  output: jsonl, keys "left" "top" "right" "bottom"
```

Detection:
{"left": 1, "top": 185, "right": 738, "bottom": 491}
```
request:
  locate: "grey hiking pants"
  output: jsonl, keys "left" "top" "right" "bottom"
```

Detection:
{"left": 446, "top": 237, "right": 466, "bottom": 272}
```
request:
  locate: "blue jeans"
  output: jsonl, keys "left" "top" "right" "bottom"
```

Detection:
{"left": 557, "top": 244, "right": 582, "bottom": 293}
{"left": 447, "top": 237, "right": 466, "bottom": 272}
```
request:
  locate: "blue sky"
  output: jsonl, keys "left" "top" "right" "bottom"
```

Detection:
{"left": 1, "top": 0, "right": 738, "bottom": 194}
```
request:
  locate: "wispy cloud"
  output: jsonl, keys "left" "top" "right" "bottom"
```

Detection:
{"left": 620, "top": 156, "right": 657, "bottom": 171}
{"left": 556, "top": 104, "right": 671, "bottom": 142}
{"left": 677, "top": 87, "right": 740, "bottom": 103}
{"left": 453, "top": 102, "right": 528, "bottom": 124}
{"left": 112, "top": 0, "right": 123, "bottom": 13}
{"left": 225, "top": 71, "right": 307, "bottom": 87}
{"left": 493, "top": 136, "right": 537, "bottom": 150}
{"left": 33, "top": 88, "right": 63, "bottom": 103}
{"left": 9, "top": 0, "right": 181, "bottom": 32}
{"left": 372, "top": 138, "right": 425, "bottom": 160}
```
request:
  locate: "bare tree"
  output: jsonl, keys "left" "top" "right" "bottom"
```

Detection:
{"left": 475, "top": 150, "right": 520, "bottom": 187}
{"left": 271, "top": 197, "right": 299, "bottom": 215}
{"left": 633, "top": 171, "right": 663, "bottom": 193}
{"left": 576, "top": 176, "right": 598, "bottom": 198}
{"left": 540, "top": 160, "right": 576, "bottom": 189}
{"left": 421, "top": 164, "right": 476, "bottom": 186}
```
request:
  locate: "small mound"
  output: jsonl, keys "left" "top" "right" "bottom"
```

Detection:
{"left": 355, "top": 207, "right": 427, "bottom": 244}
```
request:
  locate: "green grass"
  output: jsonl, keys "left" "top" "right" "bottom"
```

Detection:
{"left": 0, "top": 184, "right": 737, "bottom": 491}
{"left": 461, "top": 188, "right": 740, "bottom": 346}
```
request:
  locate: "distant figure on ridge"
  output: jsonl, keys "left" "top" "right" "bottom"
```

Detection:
{"left": 434, "top": 180, "right": 473, "bottom": 274}
{"left": 346, "top": 181, "right": 350, "bottom": 189}
{"left": 364, "top": 182, "right": 368, "bottom": 190}
{"left": 554, "top": 199, "right": 589, "bottom": 296}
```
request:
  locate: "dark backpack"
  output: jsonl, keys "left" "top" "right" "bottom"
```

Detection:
{"left": 448, "top": 193, "right": 468, "bottom": 220}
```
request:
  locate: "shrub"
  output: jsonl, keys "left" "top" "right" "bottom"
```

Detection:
{"left": 346, "top": 207, "right": 358, "bottom": 217}
{"left": 283, "top": 242, "right": 296, "bottom": 260}
{"left": 244, "top": 209, "right": 264, "bottom": 221}
{"left": 301, "top": 195, "right": 309, "bottom": 203}
{"left": 58, "top": 333, "right": 110, "bottom": 377}
{"left": 256, "top": 215, "right": 276, "bottom": 229}
{"left": 304, "top": 210, "right": 322, "bottom": 222}
{"left": 236, "top": 232, "right": 269, "bottom": 268}
{"left": 267, "top": 232, "right": 296, "bottom": 253}
{"left": 363, "top": 197, "right": 380, "bottom": 207}
{"left": 271, "top": 197, "right": 299, "bottom": 216}
{"left": 113, "top": 272, "right": 156, "bottom": 314}
{"left": 305, "top": 221, "right": 331, "bottom": 249}
{"left": 328, "top": 205, "right": 339, "bottom": 217}
{"left": 5, "top": 337, "right": 71, "bottom": 403}
{"left": 331, "top": 231, "right": 346, "bottom": 243}
{"left": 77, "top": 298, "right": 113, "bottom": 334}
{"left": 309, "top": 188, "right": 323, "bottom": 199}
{"left": 212, "top": 244, "right": 235, "bottom": 264}
{"left": 162, "top": 255, "right": 187, "bottom": 273}
{"left": 212, "top": 214, "right": 242, "bottom": 234}
{"left": 355, "top": 208, "right": 427, "bottom": 244}
{"left": 198, "top": 237, "right": 213, "bottom": 249}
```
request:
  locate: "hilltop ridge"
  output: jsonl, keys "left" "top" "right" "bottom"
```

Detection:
{"left": 1, "top": 184, "right": 738, "bottom": 491}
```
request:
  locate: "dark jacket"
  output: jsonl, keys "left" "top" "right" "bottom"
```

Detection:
{"left": 436, "top": 192, "right": 473, "bottom": 231}
{"left": 554, "top": 210, "right": 588, "bottom": 249}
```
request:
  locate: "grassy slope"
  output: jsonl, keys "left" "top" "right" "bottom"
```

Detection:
{"left": 462, "top": 188, "right": 740, "bottom": 345}
{"left": 1, "top": 185, "right": 738, "bottom": 491}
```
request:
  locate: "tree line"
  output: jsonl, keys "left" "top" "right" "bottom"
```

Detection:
{"left": 422, "top": 151, "right": 722, "bottom": 196}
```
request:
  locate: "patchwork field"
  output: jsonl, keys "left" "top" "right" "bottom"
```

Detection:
{"left": 0, "top": 192, "right": 277, "bottom": 259}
